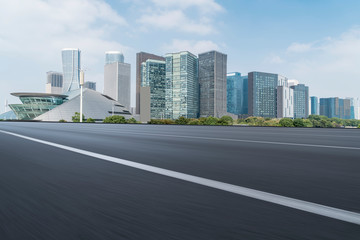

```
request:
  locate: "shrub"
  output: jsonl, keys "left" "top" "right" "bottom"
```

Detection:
{"left": 148, "top": 119, "right": 175, "bottom": 124}
{"left": 59, "top": 119, "right": 67, "bottom": 123}
{"left": 86, "top": 118, "right": 95, "bottom": 123}
{"left": 175, "top": 116, "right": 190, "bottom": 125}
{"left": 188, "top": 119, "right": 201, "bottom": 125}
{"left": 302, "top": 119, "right": 313, "bottom": 128}
{"left": 72, "top": 112, "right": 85, "bottom": 122}
{"left": 358, "top": 124, "right": 360, "bottom": 128}
{"left": 279, "top": 118, "right": 294, "bottom": 127}
{"left": 219, "top": 116, "right": 234, "bottom": 125}
{"left": 293, "top": 118, "right": 305, "bottom": 127}
{"left": 202, "top": 116, "right": 219, "bottom": 125}
{"left": 127, "top": 117, "right": 138, "bottom": 124}
{"left": 103, "top": 115, "right": 126, "bottom": 124}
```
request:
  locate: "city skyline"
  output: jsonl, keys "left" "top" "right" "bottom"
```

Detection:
{"left": 1, "top": 0, "right": 360, "bottom": 111}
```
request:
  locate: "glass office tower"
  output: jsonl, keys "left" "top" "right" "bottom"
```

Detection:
{"left": 62, "top": 48, "right": 81, "bottom": 93}
{"left": 198, "top": 51, "right": 227, "bottom": 118}
{"left": 310, "top": 96, "right": 319, "bottom": 115}
{"left": 165, "top": 51, "right": 199, "bottom": 119}
{"left": 46, "top": 71, "right": 63, "bottom": 94}
{"left": 291, "top": 84, "right": 309, "bottom": 119}
{"left": 227, "top": 72, "right": 248, "bottom": 115}
{"left": 84, "top": 81, "right": 96, "bottom": 91}
{"left": 105, "top": 51, "right": 124, "bottom": 65}
{"left": 248, "top": 72, "right": 286, "bottom": 118}
{"left": 141, "top": 59, "right": 166, "bottom": 119}
{"left": 320, "top": 97, "right": 351, "bottom": 119}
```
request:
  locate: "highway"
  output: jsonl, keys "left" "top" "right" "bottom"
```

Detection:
{"left": 0, "top": 122, "right": 359, "bottom": 239}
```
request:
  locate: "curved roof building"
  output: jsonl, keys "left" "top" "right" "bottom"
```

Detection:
{"left": 9, "top": 93, "right": 68, "bottom": 120}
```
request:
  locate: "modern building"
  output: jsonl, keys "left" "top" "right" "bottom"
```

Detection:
{"left": 35, "top": 89, "right": 131, "bottom": 122}
{"left": 165, "top": 51, "right": 199, "bottom": 119}
{"left": 105, "top": 51, "right": 124, "bottom": 65}
{"left": 354, "top": 97, "right": 360, "bottom": 120}
{"left": 84, "top": 81, "right": 96, "bottom": 91}
{"left": 310, "top": 96, "right": 319, "bottom": 115}
{"left": 0, "top": 110, "right": 17, "bottom": 120}
{"left": 9, "top": 93, "right": 68, "bottom": 120}
{"left": 46, "top": 71, "right": 63, "bottom": 94}
{"left": 104, "top": 62, "right": 131, "bottom": 111}
{"left": 291, "top": 84, "right": 309, "bottom": 119}
{"left": 62, "top": 48, "right": 81, "bottom": 93}
{"left": 320, "top": 97, "right": 352, "bottom": 119}
{"left": 277, "top": 86, "right": 294, "bottom": 118}
{"left": 287, "top": 79, "right": 299, "bottom": 87}
{"left": 140, "top": 59, "right": 166, "bottom": 122}
{"left": 226, "top": 72, "right": 248, "bottom": 115}
{"left": 136, "top": 52, "right": 165, "bottom": 115}
{"left": 346, "top": 97, "right": 355, "bottom": 119}
{"left": 248, "top": 72, "right": 287, "bottom": 118}
{"left": 199, "top": 50, "right": 227, "bottom": 118}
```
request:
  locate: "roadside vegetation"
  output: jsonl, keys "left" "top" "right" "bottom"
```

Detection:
{"left": 148, "top": 115, "right": 360, "bottom": 128}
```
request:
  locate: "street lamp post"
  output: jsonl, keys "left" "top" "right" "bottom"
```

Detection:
{"left": 80, "top": 70, "right": 84, "bottom": 123}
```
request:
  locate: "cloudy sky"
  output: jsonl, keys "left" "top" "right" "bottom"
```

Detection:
{"left": 1, "top": 0, "right": 360, "bottom": 112}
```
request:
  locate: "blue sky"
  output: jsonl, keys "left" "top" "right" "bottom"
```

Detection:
{"left": 1, "top": 0, "right": 360, "bottom": 112}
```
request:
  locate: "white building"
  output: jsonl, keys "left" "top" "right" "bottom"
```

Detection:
{"left": 277, "top": 86, "right": 294, "bottom": 118}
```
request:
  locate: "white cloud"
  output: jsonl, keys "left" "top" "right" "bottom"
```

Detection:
{"left": 284, "top": 27, "right": 360, "bottom": 98}
{"left": 137, "top": 0, "right": 223, "bottom": 35}
{"left": 287, "top": 42, "right": 313, "bottom": 53}
{"left": 0, "top": 0, "right": 129, "bottom": 107}
{"left": 268, "top": 55, "right": 285, "bottom": 64}
{"left": 162, "top": 39, "right": 219, "bottom": 55}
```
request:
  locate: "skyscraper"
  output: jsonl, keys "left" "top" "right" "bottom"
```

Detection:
{"left": 46, "top": 71, "right": 63, "bottom": 94}
{"left": 248, "top": 72, "right": 287, "bottom": 118}
{"left": 310, "top": 96, "right": 319, "bottom": 115}
{"left": 84, "top": 81, "right": 96, "bottom": 91}
{"left": 199, "top": 51, "right": 227, "bottom": 118}
{"left": 291, "top": 84, "right": 309, "bottom": 119}
{"left": 105, "top": 51, "right": 124, "bottom": 65}
{"left": 140, "top": 59, "right": 166, "bottom": 122}
{"left": 62, "top": 48, "right": 81, "bottom": 93}
{"left": 136, "top": 52, "right": 165, "bottom": 115}
{"left": 320, "top": 97, "right": 351, "bottom": 119}
{"left": 165, "top": 51, "right": 199, "bottom": 119}
{"left": 277, "top": 86, "right": 294, "bottom": 118}
{"left": 226, "top": 72, "right": 248, "bottom": 115}
{"left": 104, "top": 62, "right": 131, "bottom": 111}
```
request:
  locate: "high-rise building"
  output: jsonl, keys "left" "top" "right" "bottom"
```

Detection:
{"left": 287, "top": 79, "right": 299, "bottom": 87}
{"left": 354, "top": 97, "right": 360, "bottom": 120}
{"left": 310, "top": 96, "right": 319, "bottom": 115}
{"left": 84, "top": 81, "right": 96, "bottom": 91}
{"left": 226, "top": 72, "right": 248, "bottom": 115}
{"left": 46, "top": 71, "right": 63, "bottom": 94}
{"left": 320, "top": 97, "right": 352, "bottom": 119}
{"left": 199, "top": 51, "right": 227, "bottom": 118}
{"left": 62, "top": 48, "right": 81, "bottom": 93}
{"left": 346, "top": 97, "right": 355, "bottom": 119}
{"left": 140, "top": 59, "right": 166, "bottom": 122}
{"left": 248, "top": 72, "right": 287, "bottom": 118}
{"left": 104, "top": 62, "right": 131, "bottom": 110}
{"left": 291, "top": 84, "right": 309, "bottom": 119}
{"left": 105, "top": 51, "right": 124, "bottom": 65}
{"left": 165, "top": 51, "right": 199, "bottom": 119}
{"left": 277, "top": 86, "right": 294, "bottom": 118}
{"left": 136, "top": 52, "right": 165, "bottom": 115}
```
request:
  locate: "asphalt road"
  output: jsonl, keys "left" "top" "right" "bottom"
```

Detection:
{"left": 0, "top": 122, "right": 360, "bottom": 239}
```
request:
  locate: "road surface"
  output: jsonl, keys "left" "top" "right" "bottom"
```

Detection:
{"left": 0, "top": 122, "right": 359, "bottom": 239}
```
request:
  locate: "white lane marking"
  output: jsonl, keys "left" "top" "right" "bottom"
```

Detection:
{"left": 1, "top": 129, "right": 360, "bottom": 225}
{"left": 63, "top": 126, "right": 360, "bottom": 151}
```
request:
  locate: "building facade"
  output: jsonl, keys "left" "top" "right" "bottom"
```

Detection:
{"left": 165, "top": 51, "right": 199, "bottom": 119}
{"left": 46, "top": 71, "right": 63, "bottom": 94}
{"left": 248, "top": 72, "right": 286, "bottom": 118}
{"left": 136, "top": 52, "right": 165, "bottom": 115}
{"left": 84, "top": 81, "right": 96, "bottom": 91}
{"left": 226, "top": 72, "right": 248, "bottom": 115}
{"left": 104, "top": 62, "right": 131, "bottom": 111}
{"left": 62, "top": 48, "right": 81, "bottom": 93}
{"left": 105, "top": 51, "right": 124, "bottom": 65}
{"left": 198, "top": 51, "right": 227, "bottom": 118}
{"left": 320, "top": 97, "right": 352, "bottom": 119}
{"left": 291, "top": 84, "right": 309, "bottom": 119}
{"left": 140, "top": 59, "right": 166, "bottom": 121}
{"left": 277, "top": 86, "right": 294, "bottom": 118}
{"left": 310, "top": 96, "right": 319, "bottom": 115}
